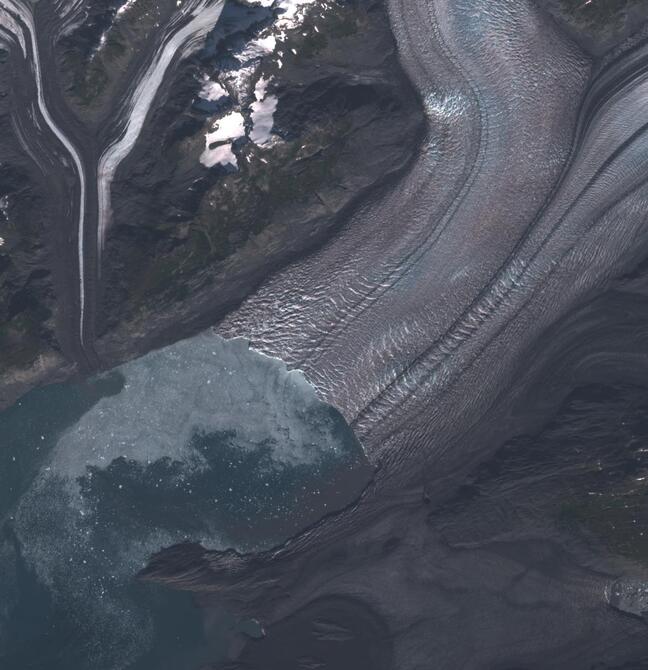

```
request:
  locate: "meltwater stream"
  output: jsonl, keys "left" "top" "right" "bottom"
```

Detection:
{"left": 0, "top": 333, "right": 371, "bottom": 670}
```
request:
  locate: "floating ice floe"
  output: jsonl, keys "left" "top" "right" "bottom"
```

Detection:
{"left": 0, "top": 332, "right": 367, "bottom": 670}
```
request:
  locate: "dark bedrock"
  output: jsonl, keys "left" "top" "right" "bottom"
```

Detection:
{"left": 0, "top": 0, "right": 425, "bottom": 410}
{"left": 535, "top": 0, "right": 648, "bottom": 56}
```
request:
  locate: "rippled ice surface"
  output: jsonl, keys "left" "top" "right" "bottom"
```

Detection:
{"left": 0, "top": 333, "right": 370, "bottom": 670}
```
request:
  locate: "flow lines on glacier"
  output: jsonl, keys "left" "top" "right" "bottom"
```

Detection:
{"left": 97, "top": 0, "right": 225, "bottom": 262}
{"left": 0, "top": 0, "right": 88, "bottom": 350}
{"left": 0, "top": 0, "right": 227, "bottom": 362}
{"left": 353, "top": 51, "right": 648, "bottom": 441}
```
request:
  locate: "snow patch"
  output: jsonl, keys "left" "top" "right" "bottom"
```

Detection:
{"left": 250, "top": 77, "right": 278, "bottom": 146}
{"left": 116, "top": 0, "right": 138, "bottom": 17}
{"left": 200, "top": 111, "right": 246, "bottom": 168}
{"left": 237, "top": 34, "right": 277, "bottom": 62}
{"left": 276, "top": 0, "right": 318, "bottom": 30}
{"left": 201, "top": 143, "right": 238, "bottom": 168}
{"left": 198, "top": 0, "right": 320, "bottom": 170}
{"left": 206, "top": 110, "right": 246, "bottom": 143}
{"left": 199, "top": 76, "right": 228, "bottom": 102}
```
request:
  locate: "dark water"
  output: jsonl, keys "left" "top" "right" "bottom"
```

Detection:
{"left": 0, "top": 334, "right": 372, "bottom": 670}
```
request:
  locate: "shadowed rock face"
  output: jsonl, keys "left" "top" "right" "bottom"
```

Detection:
{"left": 220, "top": 596, "right": 393, "bottom": 670}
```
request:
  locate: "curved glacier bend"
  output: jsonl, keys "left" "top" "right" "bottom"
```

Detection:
{"left": 221, "top": 0, "right": 591, "bottom": 456}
